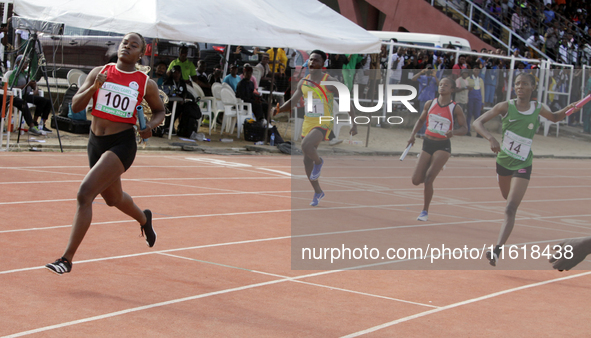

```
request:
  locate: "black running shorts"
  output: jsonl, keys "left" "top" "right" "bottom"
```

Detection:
{"left": 496, "top": 163, "right": 532, "bottom": 180}
{"left": 88, "top": 128, "right": 137, "bottom": 171}
{"left": 422, "top": 137, "right": 451, "bottom": 155}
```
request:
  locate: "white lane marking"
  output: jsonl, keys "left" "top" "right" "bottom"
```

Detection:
{"left": 340, "top": 271, "right": 591, "bottom": 337}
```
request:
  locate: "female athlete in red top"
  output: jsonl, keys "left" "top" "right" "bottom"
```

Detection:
{"left": 407, "top": 76, "right": 467, "bottom": 222}
{"left": 45, "top": 32, "right": 166, "bottom": 274}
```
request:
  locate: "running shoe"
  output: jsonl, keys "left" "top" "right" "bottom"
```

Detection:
{"left": 141, "top": 209, "right": 157, "bottom": 247}
{"left": 45, "top": 257, "right": 72, "bottom": 275}
{"left": 329, "top": 138, "right": 343, "bottom": 146}
{"left": 309, "top": 158, "right": 324, "bottom": 181}
{"left": 29, "top": 126, "right": 43, "bottom": 136}
{"left": 417, "top": 210, "right": 428, "bottom": 221}
{"left": 310, "top": 191, "right": 325, "bottom": 206}
{"left": 486, "top": 245, "right": 502, "bottom": 267}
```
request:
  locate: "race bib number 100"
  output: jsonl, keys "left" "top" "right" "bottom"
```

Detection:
{"left": 95, "top": 82, "right": 138, "bottom": 118}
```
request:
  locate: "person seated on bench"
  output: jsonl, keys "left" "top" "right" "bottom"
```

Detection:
{"left": 162, "top": 65, "right": 188, "bottom": 133}
{"left": 236, "top": 64, "right": 266, "bottom": 123}
{"left": 10, "top": 54, "right": 53, "bottom": 132}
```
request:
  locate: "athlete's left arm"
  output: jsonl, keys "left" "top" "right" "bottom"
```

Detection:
{"left": 539, "top": 101, "right": 580, "bottom": 123}
{"left": 326, "top": 75, "right": 357, "bottom": 136}
{"left": 138, "top": 79, "right": 166, "bottom": 139}
{"left": 448, "top": 104, "right": 468, "bottom": 137}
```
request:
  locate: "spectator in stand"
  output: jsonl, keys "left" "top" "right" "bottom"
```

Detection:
{"left": 489, "top": 0, "right": 503, "bottom": 38}
{"left": 266, "top": 47, "right": 288, "bottom": 74}
{"left": 543, "top": 3, "right": 555, "bottom": 24}
{"left": 223, "top": 64, "right": 240, "bottom": 92}
{"left": 255, "top": 53, "right": 273, "bottom": 90}
{"left": 559, "top": 33, "right": 578, "bottom": 64}
{"left": 526, "top": 32, "right": 545, "bottom": 58}
{"left": 228, "top": 45, "right": 260, "bottom": 67}
{"left": 166, "top": 46, "right": 198, "bottom": 84}
{"left": 483, "top": 58, "right": 499, "bottom": 107}
{"left": 0, "top": 91, "right": 42, "bottom": 135}
{"left": 545, "top": 21, "right": 560, "bottom": 61}
{"left": 343, "top": 54, "right": 362, "bottom": 90}
{"left": 388, "top": 47, "right": 405, "bottom": 85}
{"left": 152, "top": 61, "right": 168, "bottom": 89}
{"left": 194, "top": 60, "right": 212, "bottom": 96}
{"left": 452, "top": 54, "right": 467, "bottom": 79}
{"left": 240, "top": 66, "right": 259, "bottom": 93}
{"left": 329, "top": 53, "right": 348, "bottom": 82}
{"left": 208, "top": 65, "right": 223, "bottom": 86}
{"left": 467, "top": 66, "right": 485, "bottom": 137}
{"left": 512, "top": 6, "right": 529, "bottom": 38}
{"left": 455, "top": 69, "right": 471, "bottom": 132}
{"left": 161, "top": 65, "right": 188, "bottom": 132}
{"left": 266, "top": 47, "right": 288, "bottom": 91}
{"left": 235, "top": 64, "right": 265, "bottom": 122}
{"left": 10, "top": 54, "right": 53, "bottom": 132}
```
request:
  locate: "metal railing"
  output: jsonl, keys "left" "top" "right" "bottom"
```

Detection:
{"left": 380, "top": 41, "right": 579, "bottom": 130}
{"left": 435, "top": 0, "right": 551, "bottom": 61}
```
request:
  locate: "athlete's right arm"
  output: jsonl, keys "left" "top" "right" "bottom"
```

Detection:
{"left": 72, "top": 66, "right": 106, "bottom": 113}
{"left": 406, "top": 99, "right": 431, "bottom": 147}
{"left": 472, "top": 101, "right": 508, "bottom": 154}
{"left": 274, "top": 78, "right": 304, "bottom": 115}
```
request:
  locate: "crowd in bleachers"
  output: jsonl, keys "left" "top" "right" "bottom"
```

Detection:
{"left": 445, "top": 0, "right": 591, "bottom": 65}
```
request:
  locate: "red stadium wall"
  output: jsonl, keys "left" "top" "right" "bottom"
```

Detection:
{"left": 336, "top": 0, "right": 494, "bottom": 52}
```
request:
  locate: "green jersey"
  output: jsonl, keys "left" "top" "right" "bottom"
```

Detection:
{"left": 496, "top": 100, "right": 541, "bottom": 170}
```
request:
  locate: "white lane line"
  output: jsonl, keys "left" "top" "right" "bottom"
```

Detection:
{"left": 159, "top": 252, "right": 439, "bottom": 309}
{"left": 3, "top": 252, "right": 450, "bottom": 337}
{"left": 340, "top": 271, "right": 591, "bottom": 338}
{"left": 258, "top": 168, "right": 292, "bottom": 176}
{"left": 7, "top": 256, "right": 590, "bottom": 337}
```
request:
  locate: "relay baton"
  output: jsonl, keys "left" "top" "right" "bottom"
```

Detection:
{"left": 400, "top": 143, "right": 412, "bottom": 161}
{"left": 136, "top": 105, "right": 148, "bottom": 143}
{"left": 565, "top": 94, "right": 591, "bottom": 116}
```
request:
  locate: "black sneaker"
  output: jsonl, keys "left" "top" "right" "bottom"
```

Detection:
{"left": 486, "top": 245, "right": 502, "bottom": 267}
{"left": 45, "top": 257, "right": 72, "bottom": 275}
{"left": 141, "top": 209, "right": 156, "bottom": 247}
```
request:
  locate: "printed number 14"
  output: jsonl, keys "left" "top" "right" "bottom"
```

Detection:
{"left": 508, "top": 141, "right": 521, "bottom": 154}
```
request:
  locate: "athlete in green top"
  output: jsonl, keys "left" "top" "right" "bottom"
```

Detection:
{"left": 473, "top": 72, "right": 581, "bottom": 266}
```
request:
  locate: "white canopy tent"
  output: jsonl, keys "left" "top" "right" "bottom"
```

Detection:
{"left": 13, "top": 0, "right": 381, "bottom": 54}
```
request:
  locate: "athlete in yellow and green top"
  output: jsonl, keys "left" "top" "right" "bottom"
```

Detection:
{"left": 473, "top": 72, "right": 581, "bottom": 266}
{"left": 274, "top": 50, "right": 358, "bottom": 207}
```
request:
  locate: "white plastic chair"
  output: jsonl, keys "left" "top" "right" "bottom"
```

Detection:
{"left": 539, "top": 115, "right": 559, "bottom": 137}
{"left": 190, "top": 83, "right": 215, "bottom": 135}
{"left": 219, "top": 87, "right": 243, "bottom": 137}
{"left": 67, "top": 69, "right": 85, "bottom": 87}
{"left": 78, "top": 73, "right": 88, "bottom": 87}
{"left": 221, "top": 82, "right": 234, "bottom": 93}
{"left": 219, "top": 87, "right": 240, "bottom": 136}
{"left": 211, "top": 82, "right": 225, "bottom": 132}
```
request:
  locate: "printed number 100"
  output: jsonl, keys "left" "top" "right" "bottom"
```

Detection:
{"left": 104, "top": 92, "right": 130, "bottom": 111}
